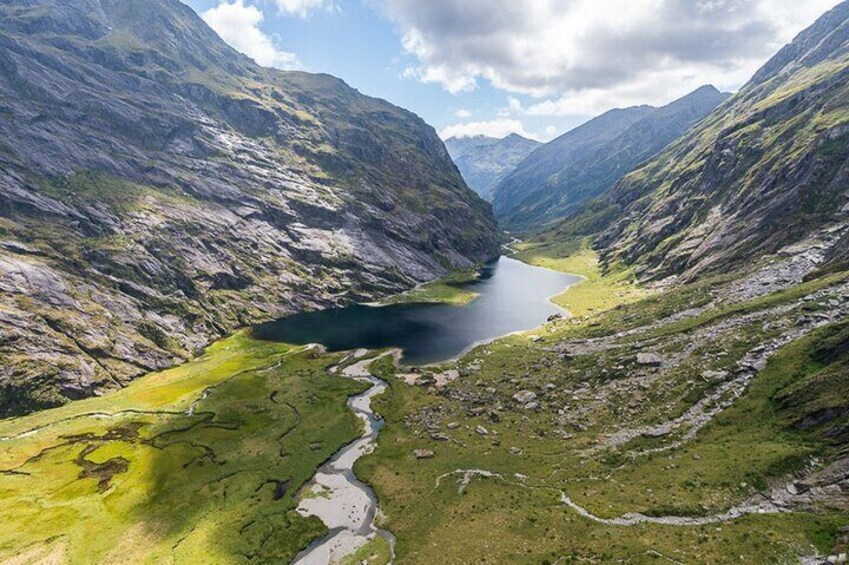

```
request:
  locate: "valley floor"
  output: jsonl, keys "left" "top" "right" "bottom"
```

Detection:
{"left": 358, "top": 231, "right": 849, "bottom": 564}
{"left": 0, "top": 231, "right": 848, "bottom": 564}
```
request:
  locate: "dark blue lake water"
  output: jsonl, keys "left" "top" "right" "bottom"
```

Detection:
{"left": 252, "top": 257, "right": 580, "bottom": 365}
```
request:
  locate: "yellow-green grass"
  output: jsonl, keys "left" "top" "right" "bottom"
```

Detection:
{"left": 357, "top": 272, "right": 849, "bottom": 564}
{"left": 339, "top": 536, "right": 392, "bottom": 565}
{"left": 0, "top": 332, "right": 367, "bottom": 563}
{"left": 381, "top": 270, "right": 480, "bottom": 306}
{"left": 512, "top": 238, "right": 651, "bottom": 317}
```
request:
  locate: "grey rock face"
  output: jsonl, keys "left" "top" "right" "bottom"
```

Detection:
{"left": 593, "top": 2, "right": 849, "bottom": 282}
{"left": 0, "top": 0, "right": 500, "bottom": 416}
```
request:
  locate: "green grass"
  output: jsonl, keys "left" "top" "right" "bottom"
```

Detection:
{"left": 0, "top": 333, "right": 366, "bottom": 564}
{"left": 356, "top": 267, "right": 849, "bottom": 564}
{"left": 381, "top": 270, "right": 481, "bottom": 306}
{"left": 512, "top": 238, "right": 652, "bottom": 317}
{"left": 339, "top": 536, "right": 392, "bottom": 565}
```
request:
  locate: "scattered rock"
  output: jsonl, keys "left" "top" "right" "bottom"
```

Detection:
{"left": 513, "top": 390, "right": 538, "bottom": 404}
{"left": 636, "top": 353, "right": 663, "bottom": 367}
{"left": 413, "top": 449, "right": 435, "bottom": 460}
{"left": 475, "top": 425, "right": 489, "bottom": 436}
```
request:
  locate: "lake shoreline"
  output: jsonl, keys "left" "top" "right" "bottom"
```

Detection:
{"left": 252, "top": 256, "right": 582, "bottom": 366}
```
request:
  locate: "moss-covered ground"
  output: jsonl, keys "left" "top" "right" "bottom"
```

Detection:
{"left": 0, "top": 333, "right": 367, "bottom": 564}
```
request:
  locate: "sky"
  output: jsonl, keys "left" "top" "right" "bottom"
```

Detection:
{"left": 184, "top": 0, "right": 842, "bottom": 142}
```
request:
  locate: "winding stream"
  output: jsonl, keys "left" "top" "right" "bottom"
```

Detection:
{"left": 292, "top": 351, "right": 397, "bottom": 564}
{"left": 287, "top": 258, "right": 580, "bottom": 564}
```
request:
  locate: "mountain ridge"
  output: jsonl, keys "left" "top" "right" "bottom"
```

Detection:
{"left": 0, "top": 0, "right": 500, "bottom": 416}
{"left": 591, "top": 1, "right": 849, "bottom": 282}
{"left": 493, "top": 86, "right": 729, "bottom": 231}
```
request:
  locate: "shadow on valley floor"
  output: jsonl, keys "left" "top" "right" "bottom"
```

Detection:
{"left": 0, "top": 336, "right": 368, "bottom": 563}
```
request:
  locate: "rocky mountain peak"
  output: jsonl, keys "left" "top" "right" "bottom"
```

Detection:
{"left": 445, "top": 134, "right": 541, "bottom": 201}
{"left": 0, "top": 0, "right": 500, "bottom": 416}
{"left": 749, "top": 0, "right": 849, "bottom": 86}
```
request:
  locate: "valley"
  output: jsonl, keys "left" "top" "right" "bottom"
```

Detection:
{"left": 1, "top": 225, "right": 847, "bottom": 563}
{"left": 0, "top": 0, "right": 848, "bottom": 564}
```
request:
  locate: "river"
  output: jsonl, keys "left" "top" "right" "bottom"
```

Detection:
{"left": 284, "top": 256, "right": 579, "bottom": 563}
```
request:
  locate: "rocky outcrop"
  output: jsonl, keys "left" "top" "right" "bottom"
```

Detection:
{"left": 593, "top": 1, "right": 849, "bottom": 283}
{"left": 0, "top": 0, "right": 500, "bottom": 417}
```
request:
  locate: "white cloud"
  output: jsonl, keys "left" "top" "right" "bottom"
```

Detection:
{"left": 378, "top": 0, "right": 841, "bottom": 110}
{"left": 544, "top": 125, "right": 558, "bottom": 138}
{"left": 274, "top": 0, "right": 336, "bottom": 18}
{"left": 440, "top": 119, "right": 536, "bottom": 140}
{"left": 203, "top": 0, "right": 299, "bottom": 68}
{"left": 454, "top": 108, "right": 472, "bottom": 118}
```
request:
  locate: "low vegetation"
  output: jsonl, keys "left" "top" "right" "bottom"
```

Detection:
{"left": 381, "top": 270, "right": 481, "bottom": 306}
{"left": 0, "top": 333, "right": 366, "bottom": 563}
{"left": 357, "top": 242, "right": 849, "bottom": 563}
{"left": 1, "top": 238, "right": 847, "bottom": 564}
{"left": 512, "top": 237, "right": 651, "bottom": 317}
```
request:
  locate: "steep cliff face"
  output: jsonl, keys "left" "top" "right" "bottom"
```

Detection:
{"left": 594, "top": 1, "right": 849, "bottom": 282}
{"left": 444, "top": 134, "right": 541, "bottom": 201}
{"left": 492, "top": 87, "right": 728, "bottom": 232}
{"left": 0, "top": 0, "right": 500, "bottom": 416}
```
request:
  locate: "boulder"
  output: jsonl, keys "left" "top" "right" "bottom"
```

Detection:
{"left": 701, "top": 370, "right": 729, "bottom": 382}
{"left": 513, "top": 390, "right": 537, "bottom": 404}
{"left": 636, "top": 353, "right": 663, "bottom": 367}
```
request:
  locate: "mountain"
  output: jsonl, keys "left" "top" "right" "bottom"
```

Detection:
{"left": 444, "top": 134, "right": 541, "bottom": 201}
{"left": 592, "top": 1, "right": 849, "bottom": 282}
{"left": 493, "top": 86, "right": 729, "bottom": 231}
{"left": 0, "top": 0, "right": 500, "bottom": 417}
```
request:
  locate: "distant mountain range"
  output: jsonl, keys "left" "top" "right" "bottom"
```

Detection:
{"left": 493, "top": 86, "right": 730, "bottom": 231}
{"left": 445, "top": 134, "right": 541, "bottom": 201}
{"left": 0, "top": 0, "right": 500, "bottom": 416}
